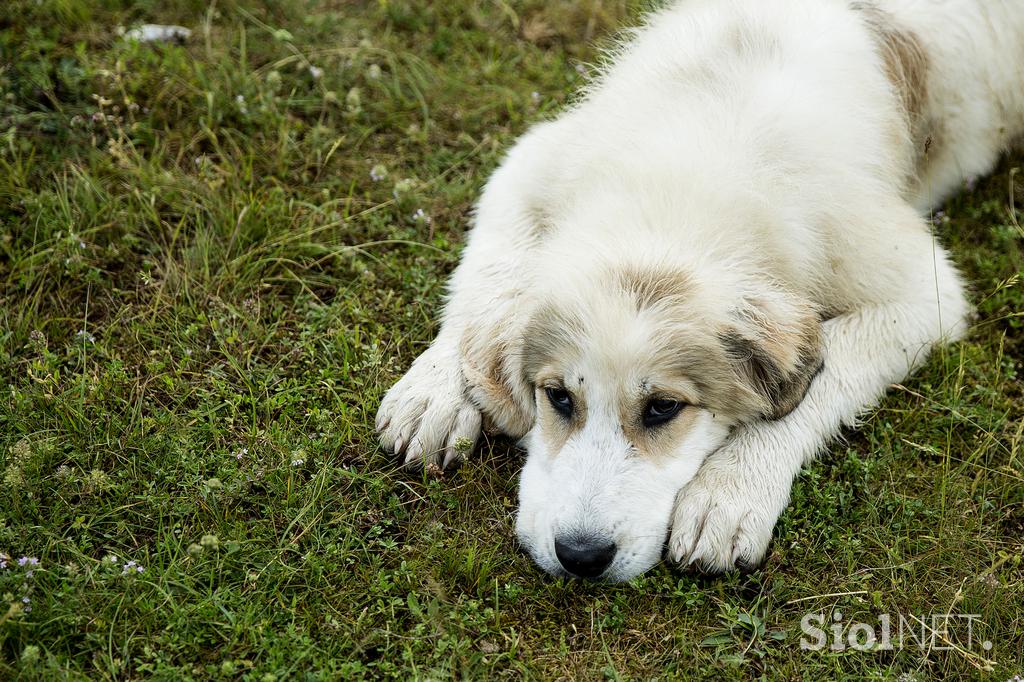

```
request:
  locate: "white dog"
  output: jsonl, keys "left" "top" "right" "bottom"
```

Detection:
{"left": 376, "top": 0, "right": 1024, "bottom": 582}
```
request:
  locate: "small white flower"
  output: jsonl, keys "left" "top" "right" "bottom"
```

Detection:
{"left": 122, "top": 559, "right": 145, "bottom": 575}
{"left": 291, "top": 458, "right": 304, "bottom": 467}
{"left": 531, "top": 91, "right": 540, "bottom": 103}
{"left": 309, "top": 65, "right": 324, "bottom": 80}
{"left": 75, "top": 330, "right": 96, "bottom": 344}
{"left": 411, "top": 208, "right": 432, "bottom": 224}
{"left": 369, "top": 164, "right": 388, "bottom": 182}
{"left": 366, "top": 64, "right": 382, "bottom": 80}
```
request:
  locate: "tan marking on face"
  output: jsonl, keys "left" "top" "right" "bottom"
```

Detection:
{"left": 613, "top": 264, "right": 772, "bottom": 418}
{"left": 645, "top": 325, "right": 767, "bottom": 420}
{"left": 615, "top": 265, "right": 694, "bottom": 310}
{"left": 534, "top": 378, "right": 587, "bottom": 456}
{"left": 619, "top": 392, "right": 701, "bottom": 461}
{"left": 521, "top": 305, "right": 584, "bottom": 384}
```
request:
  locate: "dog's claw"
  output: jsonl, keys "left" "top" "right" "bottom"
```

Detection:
{"left": 403, "top": 438, "right": 423, "bottom": 465}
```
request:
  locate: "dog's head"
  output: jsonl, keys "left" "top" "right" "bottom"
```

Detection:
{"left": 514, "top": 262, "right": 822, "bottom": 581}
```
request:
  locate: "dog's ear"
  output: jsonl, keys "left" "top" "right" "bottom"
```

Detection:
{"left": 460, "top": 322, "right": 536, "bottom": 439}
{"left": 720, "top": 289, "right": 823, "bottom": 420}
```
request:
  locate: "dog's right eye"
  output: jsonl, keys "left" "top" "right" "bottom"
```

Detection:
{"left": 545, "top": 387, "right": 574, "bottom": 417}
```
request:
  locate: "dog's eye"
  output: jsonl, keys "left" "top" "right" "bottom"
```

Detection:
{"left": 545, "top": 387, "right": 574, "bottom": 417}
{"left": 643, "top": 398, "right": 683, "bottom": 427}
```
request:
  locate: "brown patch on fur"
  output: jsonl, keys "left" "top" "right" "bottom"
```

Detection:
{"left": 534, "top": 381, "right": 587, "bottom": 456}
{"left": 521, "top": 304, "right": 585, "bottom": 383}
{"left": 615, "top": 265, "right": 694, "bottom": 310}
{"left": 614, "top": 263, "right": 818, "bottom": 421}
{"left": 851, "top": 1, "right": 929, "bottom": 120}
{"left": 460, "top": 326, "right": 533, "bottom": 437}
{"left": 620, "top": 400, "right": 700, "bottom": 461}
{"left": 651, "top": 338, "right": 763, "bottom": 419}
{"left": 719, "top": 295, "right": 823, "bottom": 420}
{"left": 851, "top": 0, "right": 938, "bottom": 174}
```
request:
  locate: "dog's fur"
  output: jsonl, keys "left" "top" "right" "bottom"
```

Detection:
{"left": 376, "top": 0, "right": 1024, "bottom": 581}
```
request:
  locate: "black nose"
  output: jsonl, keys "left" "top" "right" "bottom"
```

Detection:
{"left": 554, "top": 537, "right": 617, "bottom": 579}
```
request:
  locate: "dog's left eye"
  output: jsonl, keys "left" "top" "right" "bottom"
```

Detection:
{"left": 642, "top": 398, "right": 684, "bottom": 427}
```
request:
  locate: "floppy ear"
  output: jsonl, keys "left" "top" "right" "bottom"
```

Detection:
{"left": 719, "top": 289, "right": 824, "bottom": 420}
{"left": 459, "top": 322, "right": 536, "bottom": 439}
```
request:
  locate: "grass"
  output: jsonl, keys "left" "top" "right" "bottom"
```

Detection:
{"left": 0, "top": 0, "right": 1021, "bottom": 679}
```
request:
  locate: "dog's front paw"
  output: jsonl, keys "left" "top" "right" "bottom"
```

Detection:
{"left": 375, "top": 345, "right": 482, "bottom": 469}
{"left": 668, "top": 461, "right": 791, "bottom": 573}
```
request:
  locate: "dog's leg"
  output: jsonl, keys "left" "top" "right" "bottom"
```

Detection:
{"left": 375, "top": 222, "right": 528, "bottom": 470}
{"left": 376, "top": 125, "right": 557, "bottom": 468}
{"left": 669, "top": 219, "right": 971, "bottom": 573}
